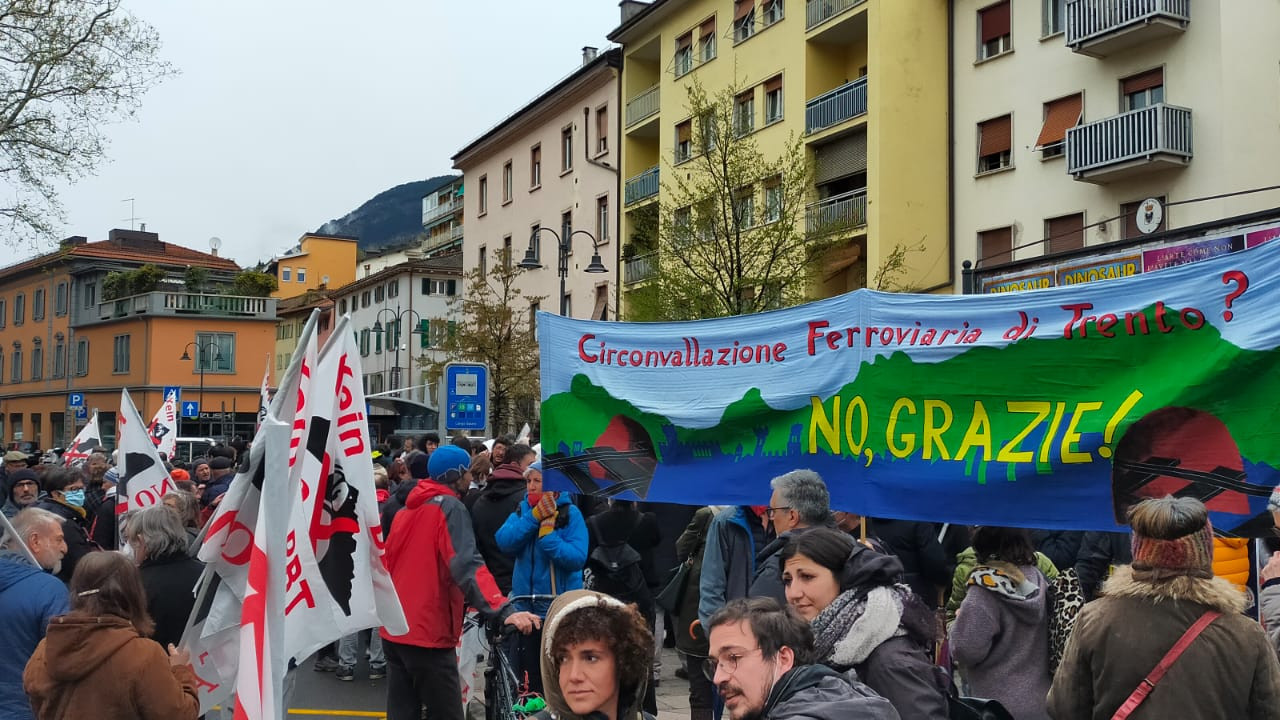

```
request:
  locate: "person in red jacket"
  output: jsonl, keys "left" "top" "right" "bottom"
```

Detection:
{"left": 380, "top": 444, "right": 539, "bottom": 720}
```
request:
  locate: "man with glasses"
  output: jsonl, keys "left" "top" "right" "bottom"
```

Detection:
{"left": 749, "top": 470, "right": 833, "bottom": 603}
{"left": 706, "top": 597, "right": 897, "bottom": 720}
{"left": 2, "top": 470, "right": 41, "bottom": 518}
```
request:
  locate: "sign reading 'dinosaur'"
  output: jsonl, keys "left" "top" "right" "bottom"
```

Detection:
{"left": 539, "top": 240, "right": 1280, "bottom": 534}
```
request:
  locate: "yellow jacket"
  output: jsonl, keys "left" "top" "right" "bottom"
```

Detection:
{"left": 1213, "top": 537, "right": 1251, "bottom": 593}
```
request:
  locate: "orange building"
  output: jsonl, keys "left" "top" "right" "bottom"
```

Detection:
{"left": 0, "top": 229, "right": 277, "bottom": 449}
{"left": 266, "top": 233, "right": 359, "bottom": 299}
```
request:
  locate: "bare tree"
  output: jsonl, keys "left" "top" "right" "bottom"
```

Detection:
{"left": 0, "top": 0, "right": 175, "bottom": 242}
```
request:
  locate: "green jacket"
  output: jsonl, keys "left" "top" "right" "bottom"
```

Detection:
{"left": 946, "top": 546, "right": 1058, "bottom": 628}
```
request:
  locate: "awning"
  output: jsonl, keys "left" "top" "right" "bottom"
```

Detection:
{"left": 367, "top": 395, "right": 437, "bottom": 417}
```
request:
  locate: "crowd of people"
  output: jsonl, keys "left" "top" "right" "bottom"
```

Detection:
{"left": 4, "top": 436, "right": 1280, "bottom": 720}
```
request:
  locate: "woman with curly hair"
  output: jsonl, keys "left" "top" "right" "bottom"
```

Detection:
{"left": 535, "top": 590, "right": 656, "bottom": 720}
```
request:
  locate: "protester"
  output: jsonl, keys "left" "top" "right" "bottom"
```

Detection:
{"left": 399, "top": 437, "right": 415, "bottom": 457}
{"left": 88, "top": 467, "right": 119, "bottom": 550}
{"left": 533, "top": 590, "right": 656, "bottom": 720}
{"left": 674, "top": 506, "right": 716, "bottom": 720}
{"left": 472, "top": 443, "right": 540, "bottom": 594}
{"left": 34, "top": 468, "right": 94, "bottom": 583}
{"left": 491, "top": 435, "right": 514, "bottom": 467}
{"left": 496, "top": 457, "right": 589, "bottom": 695}
{"left": 83, "top": 450, "right": 111, "bottom": 517}
{"left": 1048, "top": 497, "right": 1280, "bottom": 718}
{"left": 337, "top": 463, "right": 391, "bottom": 682}
{"left": 949, "top": 527, "right": 1051, "bottom": 720}
{"left": 2, "top": 450, "right": 29, "bottom": 494}
{"left": 752, "top": 470, "right": 832, "bottom": 602}
{"left": 417, "top": 432, "right": 440, "bottom": 456}
{"left": 23, "top": 551, "right": 200, "bottom": 720}
{"left": 200, "top": 456, "right": 235, "bottom": 511}
{"left": 192, "top": 459, "right": 212, "bottom": 488}
{"left": 0, "top": 508, "right": 69, "bottom": 720}
{"left": 2, "top": 469, "right": 41, "bottom": 518}
{"left": 698, "top": 505, "right": 765, "bottom": 629}
{"left": 865, "top": 517, "right": 952, "bottom": 609}
{"left": 780, "top": 527, "right": 946, "bottom": 719}
{"left": 587, "top": 498, "right": 662, "bottom": 618}
{"left": 949, "top": 536, "right": 1057, "bottom": 626}
{"left": 381, "top": 452, "right": 427, "bottom": 536}
{"left": 380, "top": 444, "right": 539, "bottom": 720}
{"left": 1029, "top": 530, "right": 1084, "bottom": 573}
{"left": 124, "top": 504, "right": 205, "bottom": 649}
{"left": 162, "top": 490, "right": 203, "bottom": 553}
{"left": 707, "top": 597, "right": 898, "bottom": 720}
{"left": 1072, "top": 530, "right": 1131, "bottom": 601}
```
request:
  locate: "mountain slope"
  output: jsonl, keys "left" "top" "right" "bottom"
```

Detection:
{"left": 316, "top": 175, "right": 458, "bottom": 251}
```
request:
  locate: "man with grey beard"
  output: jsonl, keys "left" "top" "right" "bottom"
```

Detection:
{"left": 0, "top": 507, "right": 69, "bottom": 720}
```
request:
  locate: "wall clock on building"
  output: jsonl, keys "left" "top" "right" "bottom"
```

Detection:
{"left": 1135, "top": 198, "right": 1164, "bottom": 235}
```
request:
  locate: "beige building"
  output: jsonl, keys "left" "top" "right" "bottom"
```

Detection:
{"left": 452, "top": 48, "right": 621, "bottom": 321}
{"left": 954, "top": 0, "right": 1280, "bottom": 289}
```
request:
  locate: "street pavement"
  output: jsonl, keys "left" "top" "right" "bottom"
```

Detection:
{"left": 287, "top": 647, "right": 694, "bottom": 719}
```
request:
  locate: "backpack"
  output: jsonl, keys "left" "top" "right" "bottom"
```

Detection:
{"left": 586, "top": 515, "right": 652, "bottom": 612}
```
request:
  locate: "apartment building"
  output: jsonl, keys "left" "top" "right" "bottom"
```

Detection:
{"left": 420, "top": 178, "right": 466, "bottom": 258}
{"left": 611, "top": 0, "right": 951, "bottom": 311}
{"left": 273, "top": 289, "right": 335, "bottom": 382}
{"left": 452, "top": 48, "right": 621, "bottom": 321}
{"left": 955, "top": 0, "right": 1280, "bottom": 291}
{"left": 266, "top": 233, "right": 359, "bottom": 299}
{"left": 0, "top": 229, "right": 276, "bottom": 448}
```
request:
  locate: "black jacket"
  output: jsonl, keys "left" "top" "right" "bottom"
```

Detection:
{"left": 380, "top": 478, "right": 417, "bottom": 538}
{"left": 587, "top": 504, "right": 662, "bottom": 589}
{"left": 469, "top": 466, "right": 529, "bottom": 595}
{"left": 1074, "top": 530, "right": 1132, "bottom": 601}
{"left": 35, "top": 497, "right": 95, "bottom": 583}
{"left": 867, "top": 519, "right": 951, "bottom": 608}
{"left": 1030, "top": 529, "right": 1085, "bottom": 572}
{"left": 138, "top": 550, "right": 205, "bottom": 648}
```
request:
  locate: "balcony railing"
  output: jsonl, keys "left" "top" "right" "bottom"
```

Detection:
{"left": 1066, "top": 0, "right": 1190, "bottom": 55}
{"left": 806, "top": 77, "right": 868, "bottom": 134}
{"left": 806, "top": 189, "right": 868, "bottom": 235}
{"left": 806, "top": 0, "right": 868, "bottom": 30}
{"left": 93, "top": 291, "right": 276, "bottom": 323}
{"left": 624, "top": 166, "right": 660, "bottom": 205}
{"left": 422, "top": 196, "right": 463, "bottom": 226}
{"left": 1066, "top": 104, "right": 1192, "bottom": 179}
{"left": 626, "top": 85, "right": 660, "bottom": 127}
{"left": 423, "top": 224, "right": 464, "bottom": 252}
{"left": 624, "top": 252, "right": 657, "bottom": 284}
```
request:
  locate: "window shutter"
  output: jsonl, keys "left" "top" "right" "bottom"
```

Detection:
{"left": 978, "top": 115, "right": 1012, "bottom": 157}
{"left": 700, "top": 17, "right": 716, "bottom": 38}
{"left": 420, "top": 319, "right": 431, "bottom": 348}
{"left": 1035, "top": 94, "right": 1083, "bottom": 148}
{"left": 447, "top": 279, "right": 457, "bottom": 296}
{"left": 814, "top": 130, "right": 867, "bottom": 184}
{"left": 979, "top": 227, "right": 1013, "bottom": 265}
{"left": 1122, "top": 68, "right": 1163, "bottom": 95}
{"left": 734, "top": 0, "right": 754, "bottom": 21}
{"left": 979, "top": 1, "right": 1011, "bottom": 43}
{"left": 676, "top": 121, "right": 691, "bottom": 143}
{"left": 676, "top": 32, "right": 692, "bottom": 51}
{"left": 1046, "top": 213, "right": 1085, "bottom": 253}
{"left": 764, "top": 75, "right": 783, "bottom": 94}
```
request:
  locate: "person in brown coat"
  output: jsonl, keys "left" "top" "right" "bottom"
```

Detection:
{"left": 1048, "top": 496, "right": 1280, "bottom": 720}
{"left": 23, "top": 551, "right": 198, "bottom": 720}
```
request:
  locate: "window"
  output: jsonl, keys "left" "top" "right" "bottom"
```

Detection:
{"left": 423, "top": 278, "right": 457, "bottom": 296}
{"left": 113, "top": 334, "right": 130, "bottom": 373}
{"left": 478, "top": 175, "right": 488, "bottom": 214}
{"left": 503, "top": 161, "right": 513, "bottom": 202}
{"left": 10, "top": 346, "right": 20, "bottom": 382}
{"left": 764, "top": 76, "right": 783, "bottom": 124}
{"left": 561, "top": 212, "right": 573, "bottom": 253}
{"left": 734, "top": 188, "right": 755, "bottom": 229}
{"left": 30, "top": 344, "right": 41, "bottom": 380}
{"left": 84, "top": 282, "right": 96, "bottom": 308}
{"left": 764, "top": 182, "right": 782, "bottom": 223}
{"left": 13, "top": 293, "right": 23, "bottom": 325}
{"left": 361, "top": 291, "right": 371, "bottom": 308}
{"left": 531, "top": 145, "right": 542, "bottom": 187}
{"left": 196, "top": 332, "right": 235, "bottom": 372}
{"left": 76, "top": 339, "right": 88, "bottom": 376}
{"left": 55, "top": 282, "right": 67, "bottom": 316}
{"left": 1042, "top": 0, "right": 1064, "bottom": 36}
{"left": 388, "top": 279, "right": 399, "bottom": 298}
{"left": 387, "top": 319, "right": 402, "bottom": 349}
{"left": 1036, "top": 93, "right": 1082, "bottom": 159}
{"left": 596, "top": 196, "right": 609, "bottom": 243}
{"left": 529, "top": 301, "right": 540, "bottom": 332}
{"left": 563, "top": 293, "right": 572, "bottom": 317}
{"left": 339, "top": 298, "right": 348, "bottom": 314}
{"left": 561, "top": 126, "right": 574, "bottom": 172}
{"left": 593, "top": 284, "right": 609, "bottom": 320}
{"left": 359, "top": 328, "right": 370, "bottom": 357}
{"left": 0, "top": 350, "right": 4, "bottom": 382}
{"left": 977, "top": 115, "right": 1013, "bottom": 173}
{"left": 1122, "top": 197, "right": 1167, "bottom": 239}
{"left": 529, "top": 223, "right": 541, "bottom": 264}
{"left": 296, "top": 267, "right": 306, "bottom": 283}
{"left": 674, "top": 206, "right": 692, "bottom": 239}
{"left": 0, "top": 299, "right": 5, "bottom": 328}
{"left": 1122, "top": 68, "right": 1164, "bottom": 111}
{"left": 979, "top": 226, "right": 1014, "bottom": 265}
{"left": 763, "top": 0, "right": 783, "bottom": 26}
{"left": 480, "top": 246, "right": 487, "bottom": 276}
{"left": 32, "top": 288, "right": 44, "bottom": 321}
{"left": 375, "top": 325, "right": 382, "bottom": 354}
{"left": 675, "top": 120, "right": 692, "bottom": 163}
{"left": 699, "top": 112, "right": 718, "bottom": 153}
{"left": 595, "top": 107, "right": 608, "bottom": 154}
{"left": 374, "top": 284, "right": 384, "bottom": 303}
{"left": 699, "top": 17, "right": 716, "bottom": 63}
{"left": 734, "top": 90, "right": 755, "bottom": 136}
{"left": 1046, "top": 213, "right": 1086, "bottom": 254}
{"left": 734, "top": 0, "right": 755, "bottom": 42}
{"left": 503, "top": 235, "right": 513, "bottom": 267}
{"left": 978, "top": 1, "right": 1012, "bottom": 60}
{"left": 674, "top": 33, "right": 693, "bottom": 76}
{"left": 282, "top": 267, "right": 291, "bottom": 283}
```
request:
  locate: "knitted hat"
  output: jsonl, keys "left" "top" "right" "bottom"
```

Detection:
{"left": 428, "top": 445, "right": 471, "bottom": 485}
{"left": 1130, "top": 502, "right": 1215, "bottom": 580}
{"left": 407, "top": 452, "right": 430, "bottom": 480}
{"left": 8, "top": 469, "right": 38, "bottom": 500}
{"left": 209, "top": 456, "right": 233, "bottom": 471}
{"left": 103, "top": 468, "right": 120, "bottom": 486}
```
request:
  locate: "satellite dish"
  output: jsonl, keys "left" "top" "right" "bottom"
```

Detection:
{"left": 209, "top": 236, "right": 223, "bottom": 251}
{"left": 1135, "top": 198, "right": 1163, "bottom": 235}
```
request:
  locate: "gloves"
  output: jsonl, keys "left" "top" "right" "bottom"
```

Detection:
{"left": 538, "top": 515, "right": 556, "bottom": 538}
{"left": 532, "top": 493, "right": 557, "bottom": 522}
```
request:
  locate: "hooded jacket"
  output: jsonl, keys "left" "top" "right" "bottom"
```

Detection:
{"left": 23, "top": 615, "right": 199, "bottom": 720}
{"left": 380, "top": 480, "right": 507, "bottom": 649}
{"left": 948, "top": 546, "right": 1058, "bottom": 626}
{"left": 380, "top": 475, "right": 417, "bottom": 538}
{"left": 1048, "top": 565, "right": 1280, "bottom": 720}
{"left": 698, "top": 506, "right": 762, "bottom": 627}
{"left": 761, "top": 664, "right": 900, "bottom": 720}
{"left": 534, "top": 590, "right": 653, "bottom": 720}
{"left": 674, "top": 507, "right": 715, "bottom": 657}
{"left": 470, "top": 464, "right": 530, "bottom": 595}
{"left": 0, "top": 553, "right": 68, "bottom": 720}
{"left": 496, "top": 493, "right": 588, "bottom": 616}
{"left": 950, "top": 563, "right": 1051, "bottom": 720}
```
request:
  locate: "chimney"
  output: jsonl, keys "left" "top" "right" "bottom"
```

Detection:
{"left": 620, "top": 0, "right": 649, "bottom": 23}
{"left": 140, "top": 222, "right": 146, "bottom": 232}
{"left": 582, "top": 46, "right": 598, "bottom": 65}
{"left": 60, "top": 235, "right": 88, "bottom": 247}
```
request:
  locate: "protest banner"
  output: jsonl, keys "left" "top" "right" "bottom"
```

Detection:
{"left": 147, "top": 387, "right": 179, "bottom": 459}
{"left": 62, "top": 412, "right": 101, "bottom": 466}
{"left": 539, "top": 238, "right": 1280, "bottom": 535}
{"left": 117, "top": 388, "right": 175, "bottom": 515}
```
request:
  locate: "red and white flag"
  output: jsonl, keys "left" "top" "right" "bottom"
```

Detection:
{"left": 63, "top": 412, "right": 102, "bottom": 467}
{"left": 256, "top": 357, "right": 271, "bottom": 433}
{"left": 117, "top": 388, "right": 175, "bottom": 515}
{"left": 147, "top": 389, "right": 180, "bottom": 460}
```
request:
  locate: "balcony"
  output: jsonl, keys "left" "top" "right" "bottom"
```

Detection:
{"left": 423, "top": 224, "right": 464, "bottom": 252}
{"left": 625, "top": 166, "right": 660, "bottom": 205}
{"left": 422, "top": 196, "right": 463, "bottom": 228}
{"left": 1066, "top": 104, "right": 1192, "bottom": 183}
{"left": 806, "top": 78, "right": 868, "bottom": 135}
{"left": 626, "top": 85, "right": 660, "bottom": 128}
{"left": 88, "top": 291, "right": 276, "bottom": 325}
{"left": 806, "top": 0, "right": 867, "bottom": 31}
{"left": 806, "top": 189, "right": 868, "bottom": 235}
{"left": 624, "top": 252, "right": 657, "bottom": 284}
{"left": 1066, "top": 0, "right": 1189, "bottom": 58}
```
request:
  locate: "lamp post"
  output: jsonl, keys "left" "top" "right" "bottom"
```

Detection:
{"left": 518, "top": 227, "right": 608, "bottom": 316}
{"left": 372, "top": 306, "right": 423, "bottom": 398}
{"left": 180, "top": 341, "right": 222, "bottom": 437}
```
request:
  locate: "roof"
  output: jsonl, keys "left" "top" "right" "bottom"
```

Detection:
{"left": 301, "top": 233, "right": 360, "bottom": 243}
{"left": 608, "top": 0, "right": 671, "bottom": 42}
{"left": 277, "top": 289, "right": 334, "bottom": 316}
{"left": 328, "top": 253, "right": 463, "bottom": 298}
{"left": 0, "top": 232, "right": 240, "bottom": 284}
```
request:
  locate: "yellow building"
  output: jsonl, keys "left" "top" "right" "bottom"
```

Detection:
{"left": 267, "top": 233, "right": 359, "bottom": 299}
{"left": 612, "top": 0, "right": 951, "bottom": 311}
{"left": 273, "top": 290, "right": 335, "bottom": 385}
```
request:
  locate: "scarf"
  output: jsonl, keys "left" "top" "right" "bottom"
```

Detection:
{"left": 810, "top": 584, "right": 910, "bottom": 668}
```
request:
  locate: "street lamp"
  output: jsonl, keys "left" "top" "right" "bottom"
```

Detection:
{"left": 180, "top": 341, "right": 222, "bottom": 437}
{"left": 518, "top": 227, "right": 608, "bottom": 316}
{"left": 372, "top": 306, "right": 423, "bottom": 397}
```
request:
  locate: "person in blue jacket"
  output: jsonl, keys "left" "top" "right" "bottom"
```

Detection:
{"left": 496, "top": 461, "right": 588, "bottom": 695}
{"left": 0, "top": 507, "right": 70, "bottom": 720}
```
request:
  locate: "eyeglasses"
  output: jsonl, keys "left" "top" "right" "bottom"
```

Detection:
{"left": 703, "top": 647, "right": 763, "bottom": 680}
{"left": 765, "top": 506, "right": 792, "bottom": 519}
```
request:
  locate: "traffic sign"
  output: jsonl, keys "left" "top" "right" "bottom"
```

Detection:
{"left": 181, "top": 400, "right": 200, "bottom": 418}
{"left": 68, "top": 392, "right": 84, "bottom": 407}
{"left": 163, "top": 386, "right": 182, "bottom": 404}
{"left": 74, "top": 406, "right": 87, "bottom": 420}
{"left": 445, "top": 362, "right": 488, "bottom": 432}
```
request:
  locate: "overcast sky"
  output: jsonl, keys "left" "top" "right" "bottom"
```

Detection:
{"left": 53, "top": 0, "right": 620, "bottom": 267}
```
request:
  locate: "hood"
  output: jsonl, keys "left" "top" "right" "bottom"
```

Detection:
{"left": 481, "top": 476, "right": 527, "bottom": 503}
{"left": 842, "top": 542, "right": 906, "bottom": 590}
{"left": 763, "top": 664, "right": 896, "bottom": 719}
{"left": 488, "top": 463, "right": 527, "bottom": 486}
{"left": 41, "top": 615, "right": 138, "bottom": 682}
{"left": 967, "top": 562, "right": 1047, "bottom": 625}
{"left": 0, "top": 551, "right": 44, "bottom": 592}
{"left": 1101, "top": 563, "right": 1247, "bottom": 614}
{"left": 539, "top": 590, "right": 650, "bottom": 720}
{"left": 405, "top": 479, "right": 458, "bottom": 509}
{"left": 392, "top": 477, "right": 415, "bottom": 505}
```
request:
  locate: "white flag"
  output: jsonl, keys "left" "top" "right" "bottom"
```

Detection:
{"left": 118, "top": 389, "right": 175, "bottom": 515}
{"left": 63, "top": 412, "right": 102, "bottom": 467}
{"left": 147, "top": 389, "right": 180, "bottom": 460}
{"left": 256, "top": 357, "right": 271, "bottom": 433}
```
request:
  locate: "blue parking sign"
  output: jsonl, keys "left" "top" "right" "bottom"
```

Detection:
{"left": 68, "top": 392, "right": 84, "bottom": 407}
